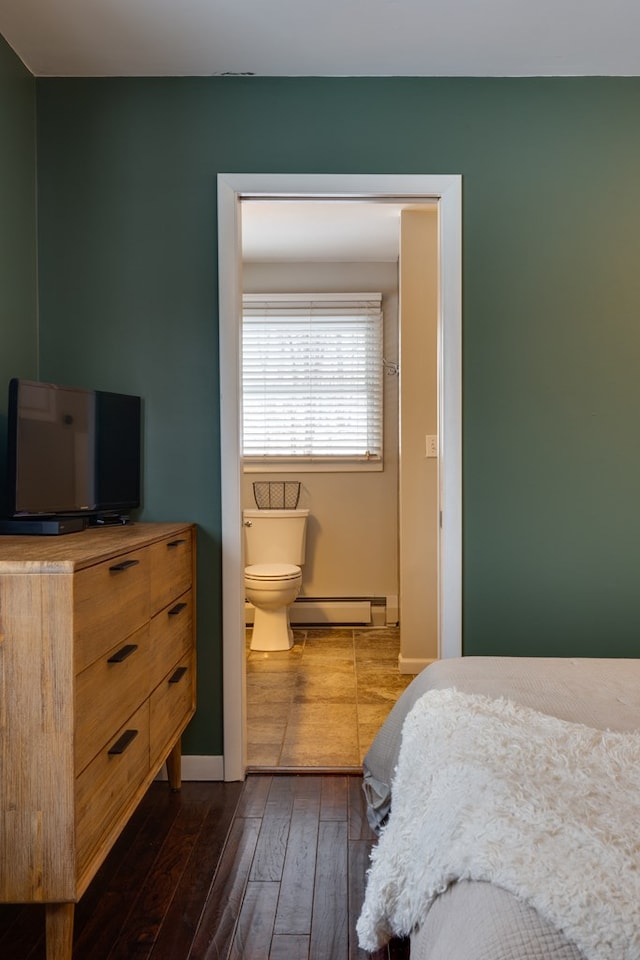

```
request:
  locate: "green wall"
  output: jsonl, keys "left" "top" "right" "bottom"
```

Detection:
{"left": 32, "top": 76, "right": 640, "bottom": 756}
{"left": 0, "top": 35, "right": 37, "bottom": 483}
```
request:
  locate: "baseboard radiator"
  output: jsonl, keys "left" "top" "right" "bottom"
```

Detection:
{"left": 245, "top": 595, "right": 398, "bottom": 627}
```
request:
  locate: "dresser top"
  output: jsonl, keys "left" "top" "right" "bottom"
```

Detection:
{"left": 0, "top": 522, "right": 194, "bottom": 573}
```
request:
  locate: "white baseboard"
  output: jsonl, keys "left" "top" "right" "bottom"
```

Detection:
{"left": 155, "top": 754, "right": 224, "bottom": 782}
{"left": 398, "top": 656, "right": 434, "bottom": 676}
{"left": 245, "top": 598, "right": 372, "bottom": 625}
{"left": 245, "top": 596, "right": 399, "bottom": 626}
{"left": 385, "top": 594, "right": 399, "bottom": 625}
{"left": 291, "top": 599, "right": 371, "bottom": 624}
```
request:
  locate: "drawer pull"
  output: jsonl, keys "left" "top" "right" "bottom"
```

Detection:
{"left": 169, "top": 666, "right": 188, "bottom": 684}
{"left": 168, "top": 602, "right": 187, "bottom": 616}
{"left": 167, "top": 539, "right": 187, "bottom": 548}
{"left": 108, "top": 729, "right": 139, "bottom": 755}
{"left": 109, "top": 559, "right": 140, "bottom": 572}
{"left": 107, "top": 643, "right": 138, "bottom": 664}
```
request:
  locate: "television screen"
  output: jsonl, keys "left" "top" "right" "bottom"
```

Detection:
{"left": 6, "top": 378, "right": 141, "bottom": 521}
{"left": 94, "top": 390, "right": 141, "bottom": 513}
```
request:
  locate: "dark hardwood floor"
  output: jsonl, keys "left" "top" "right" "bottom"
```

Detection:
{"left": 0, "top": 774, "right": 409, "bottom": 959}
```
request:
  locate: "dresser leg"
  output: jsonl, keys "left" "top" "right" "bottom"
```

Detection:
{"left": 46, "top": 902, "right": 74, "bottom": 960}
{"left": 166, "top": 738, "right": 182, "bottom": 791}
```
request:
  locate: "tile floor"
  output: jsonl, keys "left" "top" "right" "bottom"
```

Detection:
{"left": 246, "top": 625, "right": 414, "bottom": 768}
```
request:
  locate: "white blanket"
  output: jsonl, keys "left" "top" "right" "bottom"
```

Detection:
{"left": 357, "top": 688, "right": 640, "bottom": 960}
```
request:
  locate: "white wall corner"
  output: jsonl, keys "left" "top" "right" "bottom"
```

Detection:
{"left": 156, "top": 755, "right": 224, "bottom": 782}
{"left": 398, "top": 655, "right": 435, "bottom": 676}
{"left": 386, "top": 594, "right": 399, "bottom": 625}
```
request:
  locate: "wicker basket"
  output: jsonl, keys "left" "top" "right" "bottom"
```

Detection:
{"left": 253, "top": 481, "right": 301, "bottom": 510}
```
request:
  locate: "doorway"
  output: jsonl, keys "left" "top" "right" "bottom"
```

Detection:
{"left": 218, "top": 173, "right": 462, "bottom": 781}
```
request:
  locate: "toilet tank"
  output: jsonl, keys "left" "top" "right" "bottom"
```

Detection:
{"left": 243, "top": 508, "right": 309, "bottom": 566}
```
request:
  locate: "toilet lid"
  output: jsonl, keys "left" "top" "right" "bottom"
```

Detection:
{"left": 245, "top": 562, "right": 300, "bottom": 581}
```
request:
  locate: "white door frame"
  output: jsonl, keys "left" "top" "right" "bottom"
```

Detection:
{"left": 217, "top": 173, "right": 462, "bottom": 781}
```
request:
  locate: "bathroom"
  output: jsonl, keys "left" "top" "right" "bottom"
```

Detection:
{"left": 240, "top": 199, "right": 439, "bottom": 768}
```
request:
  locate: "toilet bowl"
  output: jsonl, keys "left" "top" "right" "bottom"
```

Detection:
{"left": 243, "top": 508, "right": 309, "bottom": 652}
{"left": 244, "top": 563, "right": 302, "bottom": 651}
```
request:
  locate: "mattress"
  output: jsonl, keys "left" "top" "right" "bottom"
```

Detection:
{"left": 361, "top": 656, "right": 640, "bottom": 960}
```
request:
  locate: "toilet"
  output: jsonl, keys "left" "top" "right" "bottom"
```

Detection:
{"left": 243, "top": 507, "right": 310, "bottom": 651}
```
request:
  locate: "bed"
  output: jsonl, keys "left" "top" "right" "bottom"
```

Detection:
{"left": 357, "top": 656, "right": 640, "bottom": 960}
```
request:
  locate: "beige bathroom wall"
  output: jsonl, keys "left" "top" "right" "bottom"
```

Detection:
{"left": 242, "top": 260, "right": 399, "bottom": 604}
{"left": 399, "top": 208, "right": 439, "bottom": 665}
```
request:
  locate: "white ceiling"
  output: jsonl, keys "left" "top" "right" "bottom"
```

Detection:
{"left": 2, "top": 0, "right": 640, "bottom": 78}
{"left": 242, "top": 200, "right": 430, "bottom": 262}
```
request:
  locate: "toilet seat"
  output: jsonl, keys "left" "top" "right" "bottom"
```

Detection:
{"left": 245, "top": 562, "right": 300, "bottom": 582}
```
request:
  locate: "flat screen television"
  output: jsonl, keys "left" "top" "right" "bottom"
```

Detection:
{"left": 4, "top": 378, "right": 141, "bottom": 531}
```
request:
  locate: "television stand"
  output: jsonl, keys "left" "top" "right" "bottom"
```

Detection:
{"left": 89, "top": 513, "right": 132, "bottom": 527}
{"left": 0, "top": 517, "right": 87, "bottom": 536}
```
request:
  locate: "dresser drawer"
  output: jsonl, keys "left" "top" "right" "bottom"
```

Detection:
{"left": 75, "top": 623, "right": 151, "bottom": 776}
{"left": 149, "top": 652, "right": 195, "bottom": 769}
{"left": 148, "top": 590, "right": 193, "bottom": 692}
{"left": 75, "top": 549, "right": 150, "bottom": 673}
{"left": 75, "top": 700, "right": 150, "bottom": 880}
{"left": 149, "top": 532, "right": 193, "bottom": 615}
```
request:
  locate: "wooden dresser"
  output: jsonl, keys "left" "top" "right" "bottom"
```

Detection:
{"left": 0, "top": 521, "right": 196, "bottom": 960}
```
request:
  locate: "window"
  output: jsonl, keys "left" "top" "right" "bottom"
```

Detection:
{"left": 242, "top": 293, "right": 383, "bottom": 469}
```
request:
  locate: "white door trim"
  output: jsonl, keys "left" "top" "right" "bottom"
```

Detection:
{"left": 217, "top": 173, "right": 462, "bottom": 781}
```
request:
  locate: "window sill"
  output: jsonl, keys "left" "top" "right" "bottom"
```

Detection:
{"left": 242, "top": 459, "right": 383, "bottom": 474}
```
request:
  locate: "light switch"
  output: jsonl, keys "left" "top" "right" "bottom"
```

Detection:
{"left": 426, "top": 434, "right": 438, "bottom": 458}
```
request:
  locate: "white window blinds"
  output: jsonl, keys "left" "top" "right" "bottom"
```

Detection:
{"left": 242, "top": 293, "right": 383, "bottom": 462}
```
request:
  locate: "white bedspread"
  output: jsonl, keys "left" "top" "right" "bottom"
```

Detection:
{"left": 357, "top": 688, "right": 640, "bottom": 960}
